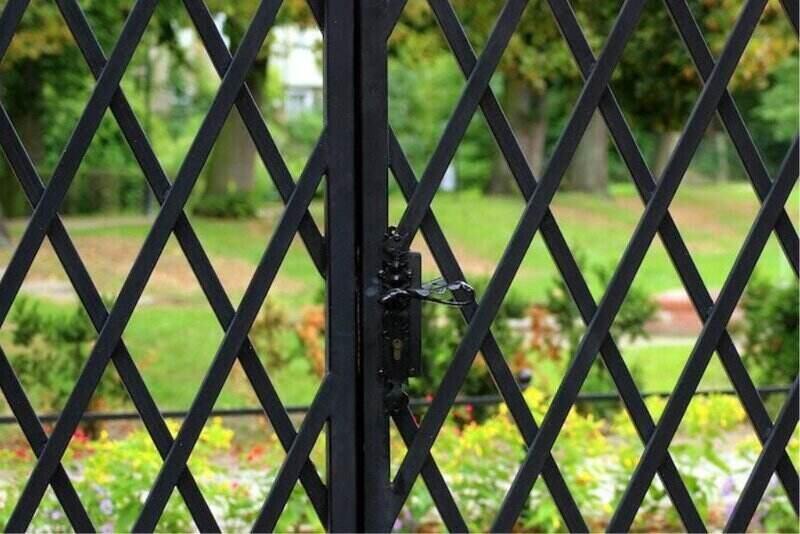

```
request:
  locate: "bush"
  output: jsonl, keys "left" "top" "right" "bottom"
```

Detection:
{"left": 740, "top": 278, "right": 799, "bottom": 385}
{"left": 544, "top": 261, "right": 657, "bottom": 393}
{"left": 192, "top": 191, "right": 258, "bottom": 219}
{"left": 8, "top": 298, "right": 127, "bottom": 422}
{"left": 0, "top": 393, "right": 794, "bottom": 532}
{"left": 406, "top": 278, "right": 528, "bottom": 421}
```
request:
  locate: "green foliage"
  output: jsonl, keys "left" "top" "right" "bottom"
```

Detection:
{"left": 389, "top": 54, "right": 494, "bottom": 190}
{"left": 740, "top": 277, "right": 799, "bottom": 385}
{"left": 192, "top": 190, "right": 259, "bottom": 219}
{"left": 755, "top": 56, "right": 799, "bottom": 143}
{"left": 3, "top": 393, "right": 787, "bottom": 532}
{"left": 406, "top": 278, "right": 527, "bottom": 415}
{"left": 0, "top": 419, "right": 322, "bottom": 532}
{"left": 609, "top": 0, "right": 796, "bottom": 132}
{"left": 8, "top": 298, "right": 126, "bottom": 413}
{"left": 544, "top": 259, "right": 657, "bottom": 393}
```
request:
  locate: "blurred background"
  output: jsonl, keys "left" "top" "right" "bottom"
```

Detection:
{"left": 0, "top": 0, "right": 797, "bottom": 531}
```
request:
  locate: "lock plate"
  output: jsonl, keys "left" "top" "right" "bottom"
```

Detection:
{"left": 379, "top": 227, "right": 421, "bottom": 384}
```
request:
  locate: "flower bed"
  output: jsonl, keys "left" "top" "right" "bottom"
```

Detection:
{"left": 1, "top": 393, "right": 796, "bottom": 532}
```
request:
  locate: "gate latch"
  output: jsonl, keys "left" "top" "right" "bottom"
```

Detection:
{"left": 379, "top": 227, "right": 475, "bottom": 413}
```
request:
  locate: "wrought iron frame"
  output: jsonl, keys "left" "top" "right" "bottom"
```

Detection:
{"left": 0, "top": 0, "right": 796, "bottom": 531}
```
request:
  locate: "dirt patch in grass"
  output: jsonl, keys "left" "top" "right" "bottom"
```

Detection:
{"left": 0, "top": 235, "right": 302, "bottom": 305}
{"left": 410, "top": 235, "right": 496, "bottom": 276}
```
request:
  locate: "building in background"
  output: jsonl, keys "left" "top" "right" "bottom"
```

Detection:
{"left": 272, "top": 26, "right": 323, "bottom": 116}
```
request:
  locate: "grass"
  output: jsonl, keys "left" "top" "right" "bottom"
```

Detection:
{"left": 0, "top": 182, "right": 795, "bottom": 411}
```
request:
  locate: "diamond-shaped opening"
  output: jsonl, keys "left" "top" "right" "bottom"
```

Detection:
{"left": 503, "top": 3, "right": 584, "bottom": 179}
{"left": 389, "top": 0, "right": 542, "bottom": 200}
{"left": 116, "top": 0, "right": 218, "bottom": 179}
{"left": 728, "top": 232, "right": 798, "bottom": 391}
{"left": 269, "top": 431, "right": 326, "bottom": 532}
{"left": 608, "top": 0, "right": 701, "bottom": 178}
{"left": 0, "top": 1, "right": 97, "bottom": 178}
{"left": 720, "top": 0, "right": 798, "bottom": 177}
{"left": 412, "top": 283, "right": 535, "bottom": 529}
{"left": 192, "top": 0, "right": 326, "bottom": 210}
{"left": 121, "top": 233, "right": 234, "bottom": 411}
{"left": 613, "top": 239, "right": 730, "bottom": 397}
{"left": 548, "top": 400, "right": 615, "bottom": 529}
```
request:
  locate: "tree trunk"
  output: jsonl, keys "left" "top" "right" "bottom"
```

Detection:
{"left": 0, "top": 202, "right": 10, "bottom": 248}
{"left": 485, "top": 77, "right": 548, "bottom": 195}
{"left": 0, "top": 63, "right": 44, "bottom": 217}
{"left": 653, "top": 130, "right": 681, "bottom": 179}
{"left": 562, "top": 111, "right": 608, "bottom": 194}
{"left": 714, "top": 131, "right": 730, "bottom": 182}
{"left": 202, "top": 55, "right": 268, "bottom": 197}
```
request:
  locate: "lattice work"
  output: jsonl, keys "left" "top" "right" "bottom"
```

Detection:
{"left": 0, "top": 0, "right": 797, "bottom": 531}
{"left": 0, "top": 0, "right": 340, "bottom": 531}
{"left": 382, "top": 0, "right": 799, "bottom": 531}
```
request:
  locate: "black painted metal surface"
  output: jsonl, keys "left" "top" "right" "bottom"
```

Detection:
{"left": 0, "top": 0, "right": 796, "bottom": 531}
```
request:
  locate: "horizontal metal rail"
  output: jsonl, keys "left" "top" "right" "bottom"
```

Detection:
{"left": 0, "top": 385, "right": 791, "bottom": 426}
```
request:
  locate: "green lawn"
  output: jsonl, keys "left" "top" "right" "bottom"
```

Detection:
{"left": 0, "top": 182, "right": 795, "bottom": 412}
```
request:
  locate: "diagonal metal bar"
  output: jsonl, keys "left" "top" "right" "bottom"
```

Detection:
{"left": 0, "top": 103, "right": 219, "bottom": 530}
{"left": 384, "top": 0, "right": 409, "bottom": 39}
{"left": 393, "top": 0, "right": 647, "bottom": 510}
{"left": 55, "top": 0, "right": 328, "bottom": 520}
{"left": 0, "top": 0, "right": 157, "bottom": 329}
{"left": 664, "top": 0, "right": 798, "bottom": 276}
{"left": 779, "top": 0, "right": 798, "bottom": 34}
{"left": 492, "top": 1, "right": 768, "bottom": 528}
{"left": 392, "top": 407, "right": 468, "bottom": 533}
{"left": 547, "top": 0, "right": 798, "bottom": 508}
{"left": 252, "top": 376, "right": 335, "bottom": 532}
{"left": 608, "top": 139, "right": 799, "bottom": 530}
{"left": 6, "top": 2, "right": 285, "bottom": 529}
{"left": 182, "top": 0, "right": 326, "bottom": 274}
{"left": 726, "top": 379, "right": 799, "bottom": 532}
{"left": 134, "top": 148, "right": 325, "bottom": 531}
{"left": 0, "top": 348, "right": 94, "bottom": 532}
{"left": 0, "top": 0, "right": 28, "bottom": 59}
{"left": 423, "top": 0, "right": 706, "bottom": 527}
{"left": 396, "top": 0, "right": 528, "bottom": 247}
{"left": 390, "top": 134, "right": 586, "bottom": 531}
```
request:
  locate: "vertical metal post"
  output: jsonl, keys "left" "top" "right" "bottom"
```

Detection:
{"left": 324, "top": 0, "right": 359, "bottom": 531}
{"left": 358, "top": 1, "right": 393, "bottom": 531}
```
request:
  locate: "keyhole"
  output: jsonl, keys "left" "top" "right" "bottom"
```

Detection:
{"left": 392, "top": 338, "right": 403, "bottom": 361}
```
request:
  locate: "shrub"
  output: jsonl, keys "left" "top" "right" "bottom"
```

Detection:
{"left": 192, "top": 191, "right": 258, "bottom": 219}
{"left": 544, "top": 261, "right": 657, "bottom": 393}
{"left": 8, "top": 298, "right": 127, "bottom": 425}
{"left": 406, "top": 278, "right": 528, "bottom": 421}
{"left": 0, "top": 393, "right": 794, "bottom": 532}
{"left": 740, "top": 278, "right": 798, "bottom": 385}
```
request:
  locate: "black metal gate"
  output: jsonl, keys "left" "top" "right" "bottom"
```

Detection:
{"left": 0, "top": 0, "right": 797, "bottom": 532}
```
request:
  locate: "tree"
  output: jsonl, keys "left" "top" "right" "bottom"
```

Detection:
{"left": 457, "top": 1, "right": 591, "bottom": 194}
{"left": 390, "top": 1, "right": 610, "bottom": 195}
{"left": 609, "top": 0, "right": 796, "bottom": 178}
{"left": 200, "top": 0, "right": 312, "bottom": 206}
{"left": 0, "top": 1, "right": 75, "bottom": 216}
